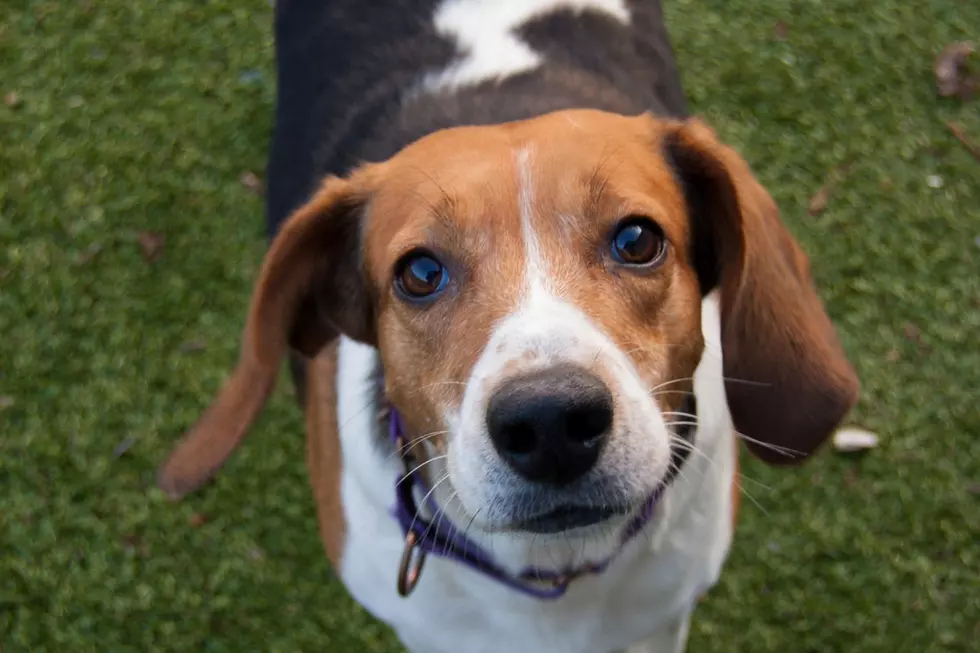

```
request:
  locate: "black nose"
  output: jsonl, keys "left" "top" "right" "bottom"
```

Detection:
{"left": 486, "top": 365, "right": 614, "bottom": 485}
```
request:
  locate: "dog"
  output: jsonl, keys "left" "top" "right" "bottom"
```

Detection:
{"left": 157, "top": 1, "right": 860, "bottom": 651}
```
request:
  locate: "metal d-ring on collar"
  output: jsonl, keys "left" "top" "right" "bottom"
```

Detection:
{"left": 389, "top": 396, "right": 698, "bottom": 600}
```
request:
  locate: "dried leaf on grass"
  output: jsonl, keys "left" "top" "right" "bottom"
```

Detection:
{"left": 808, "top": 185, "right": 832, "bottom": 216}
{"left": 137, "top": 231, "right": 165, "bottom": 263}
{"left": 0, "top": 396, "right": 14, "bottom": 410}
{"left": 808, "top": 162, "right": 853, "bottom": 216}
{"left": 122, "top": 533, "right": 150, "bottom": 557}
{"left": 773, "top": 21, "right": 789, "bottom": 42}
{"left": 113, "top": 436, "right": 136, "bottom": 458}
{"left": 3, "top": 92, "right": 21, "bottom": 107}
{"left": 178, "top": 340, "right": 207, "bottom": 353}
{"left": 240, "top": 171, "right": 262, "bottom": 194}
{"left": 903, "top": 323, "right": 922, "bottom": 343}
{"left": 946, "top": 121, "right": 980, "bottom": 163}
{"left": 188, "top": 513, "right": 210, "bottom": 528}
{"left": 833, "top": 427, "right": 879, "bottom": 453}
{"left": 73, "top": 242, "right": 103, "bottom": 266}
{"left": 935, "top": 42, "right": 977, "bottom": 99}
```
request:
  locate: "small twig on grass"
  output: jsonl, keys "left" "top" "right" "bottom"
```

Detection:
{"left": 807, "top": 159, "right": 856, "bottom": 216}
{"left": 947, "top": 121, "right": 980, "bottom": 163}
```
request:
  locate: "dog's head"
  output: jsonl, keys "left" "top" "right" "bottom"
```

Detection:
{"left": 159, "top": 110, "right": 858, "bottom": 539}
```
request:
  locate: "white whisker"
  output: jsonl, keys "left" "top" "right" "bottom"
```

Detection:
{"left": 662, "top": 411, "right": 698, "bottom": 420}
{"left": 650, "top": 389, "right": 696, "bottom": 398}
{"left": 338, "top": 396, "right": 384, "bottom": 432}
{"left": 396, "top": 455, "right": 448, "bottom": 488}
{"left": 387, "top": 430, "right": 449, "bottom": 461}
{"left": 648, "top": 376, "right": 697, "bottom": 392}
{"left": 667, "top": 433, "right": 770, "bottom": 516}
{"left": 430, "top": 489, "right": 459, "bottom": 557}
{"left": 733, "top": 429, "right": 805, "bottom": 458}
{"left": 408, "top": 471, "right": 452, "bottom": 536}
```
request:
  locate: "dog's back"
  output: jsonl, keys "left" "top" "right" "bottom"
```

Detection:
{"left": 267, "top": 0, "right": 687, "bottom": 236}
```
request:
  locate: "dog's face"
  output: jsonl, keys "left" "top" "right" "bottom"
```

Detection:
{"left": 363, "top": 112, "right": 704, "bottom": 532}
{"left": 158, "top": 110, "right": 858, "bottom": 545}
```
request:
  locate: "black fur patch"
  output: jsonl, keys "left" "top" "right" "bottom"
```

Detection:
{"left": 270, "top": 0, "right": 691, "bottom": 400}
{"left": 267, "top": 0, "right": 689, "bottom": 237}
{"left": 663, "top": 134, "right": 721, "bottom": 297}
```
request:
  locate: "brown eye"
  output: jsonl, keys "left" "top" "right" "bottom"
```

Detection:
{"left": 611, "top": 219, "right": 666, "bottom": 266}
{"left": 395, "top": 252, "right": 448, "bottom": 299}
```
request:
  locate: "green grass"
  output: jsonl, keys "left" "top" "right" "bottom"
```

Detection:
{"left": 1, "top": 0, "right": 978, "bottom": 651}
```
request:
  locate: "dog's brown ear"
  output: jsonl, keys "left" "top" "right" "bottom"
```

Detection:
{"left": 157, "top": 166, "right": 380, "bottom": 499}
{"left": 665, "top": 118, "right": 859, "bottom": 464}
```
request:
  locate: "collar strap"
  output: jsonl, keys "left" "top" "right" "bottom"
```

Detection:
{"left": 388, "top": 396, "right": 697, "bottom": 600}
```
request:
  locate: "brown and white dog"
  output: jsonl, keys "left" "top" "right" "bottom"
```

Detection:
{"left": 158, "top": 1, "right": 860, "bottom": 651}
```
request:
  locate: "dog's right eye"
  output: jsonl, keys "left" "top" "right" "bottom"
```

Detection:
{"left": 394, "top": 252, "right": 448, "bottom": 299}
{"left": 610, "top": 218, "right": 667, "bottom": 267}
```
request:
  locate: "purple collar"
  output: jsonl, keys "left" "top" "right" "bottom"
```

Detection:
{"left": 387, "top": 401, "right": 695, "bottom": 600}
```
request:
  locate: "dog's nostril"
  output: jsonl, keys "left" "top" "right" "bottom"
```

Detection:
{"left": 502, "top": 421, "right": 538, "bottom": 455}
{"left": 486, "top": 364, "right": 614, "bottom": 485}
{"left": 565, "top": 405, "right": 612, "bottom": 445}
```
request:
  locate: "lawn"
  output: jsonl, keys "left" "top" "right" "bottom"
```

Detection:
{"left": 1, "top": 1, "right": 978, "bottom": 651}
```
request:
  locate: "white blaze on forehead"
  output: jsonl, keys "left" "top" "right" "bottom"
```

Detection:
{"left": 515, "top": 146, "right": 552, "bottom": 297}
{"left": 424, "top": 0, "right": 630, "bottom": 91}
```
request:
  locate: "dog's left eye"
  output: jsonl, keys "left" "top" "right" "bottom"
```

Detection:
{"left": 610, "top": 219, "right": 667, "bottom": 267}
{"left": 394, "top": 251, "right": 449, "bottom": 299}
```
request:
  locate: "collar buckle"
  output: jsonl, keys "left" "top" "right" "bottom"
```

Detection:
{"left": 397, "top": 530, "right": 427, "bottom": 597}
{"left": 393, "top": 429, "right": 428, "bottom": 597}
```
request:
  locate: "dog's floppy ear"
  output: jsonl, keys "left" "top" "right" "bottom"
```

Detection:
{"left": 664, "top": 118, "right": 859, "bottom": 464}
{"left": 157, "top": 166, "right": 380, "bottom": 499}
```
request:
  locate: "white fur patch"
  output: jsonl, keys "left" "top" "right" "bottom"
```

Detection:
{"left": 516, "top": 147, "right": 550, "bottom": 293}
{"left": 423, "top": 0, "right": 630, "bottom": 91}
{"left": 335, "top": 297, "right": 736, "bottom": 653}
{"left": 448, "top": 279, "right": 675, "bottom": 531}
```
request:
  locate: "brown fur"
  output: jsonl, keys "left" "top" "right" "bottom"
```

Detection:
{"left": 665, "top": 119, "right": 860, "bottom": 463}
{"left": 305, "top": 342, "right": 346, "bottom": 567}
